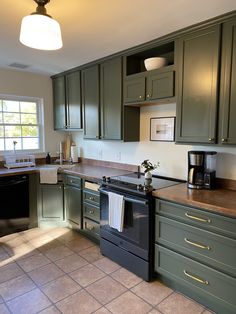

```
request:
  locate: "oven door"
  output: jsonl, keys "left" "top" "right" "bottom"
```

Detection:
{"left": 100, "top": 187, "right": 151, "bottom": 260}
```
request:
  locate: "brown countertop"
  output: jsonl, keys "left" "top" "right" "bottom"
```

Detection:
{"left": 0, "top": 163, "right": 133, "bottom": 181}
{"left": 153, "top": 183, "right": 236, "bottom": 218}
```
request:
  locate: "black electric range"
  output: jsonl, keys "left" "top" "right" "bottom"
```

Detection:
{"left": 101, "top": 172, "right": 181, "bottom": 196}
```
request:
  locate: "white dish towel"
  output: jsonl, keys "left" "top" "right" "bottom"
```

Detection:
{"left": 108, "top": 192, "right": 125, "bottom": 232}
{"left": 39, "top": 166, "right": 59, "bottom": 184}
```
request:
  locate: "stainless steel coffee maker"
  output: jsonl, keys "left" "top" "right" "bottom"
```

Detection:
{"left": 187, "top": 151, "right": 217, "bottom": 189}
{"left": 188, "top": 151, "right": 205, "bottom": 189}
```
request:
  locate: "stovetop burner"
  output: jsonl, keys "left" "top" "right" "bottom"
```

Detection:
{"left": 101, "top": 172, "right": 181, "bottom": 195}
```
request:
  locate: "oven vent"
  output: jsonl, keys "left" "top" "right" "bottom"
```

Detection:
{"left": 8, "top": 63, "right": 30, "bottom": 69}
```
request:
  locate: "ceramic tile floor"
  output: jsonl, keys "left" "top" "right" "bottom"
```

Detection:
{"left": 0, "top": 227, "right": 215, "bottom": 314}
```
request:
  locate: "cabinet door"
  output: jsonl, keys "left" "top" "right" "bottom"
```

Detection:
{"left": 82, "top": 65, "right": 100, "bottom": 139}
{"left": 100, "top": 57, "right": 122, "bottom": 140}
{"left": 53, "top": 76, "right": 66, "bottom": 130}
{"left": 123, "top": 76, "right": 145, "bottom": 103}
{"left": 41, "top": 184, "right": 64, "bottom": 220}
{"left": 147, "top": 71, "right": 174, "bottom": 100}
{"left": 66, "top": 71, "right": 82, "bottom": 129}
{"left": 219, "top": 18, "right": 236, "bottom": 145}
{"left": 65, "top": 185, "right": 82, "bottom": 227}
{"left": 176, "top": 25, "right": 220, "bottom": 144}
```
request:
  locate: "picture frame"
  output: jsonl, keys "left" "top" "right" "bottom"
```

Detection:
{"left": 150, "top": 117, "right": 175, "bottom": 142}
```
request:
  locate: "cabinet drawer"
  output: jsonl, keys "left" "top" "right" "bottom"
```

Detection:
{"left": 83, "top": 218, "right": 100, "bottom": 240}
{"left": 65, "top": 175, "right": 81, "bottom": 188}
{"left": 155, "top": 245, "right": 236, "bottom": 314}
{"left": 83, "top": 190, "right": 100, "bottom": 205}
{"left": 156, "top": 215, "right": 236, "bottom": 277}
{"left": 83, "top": 203, "right": 100, "bottom": 223}
{"left": 156, "top": 199, "right": 236, "bottom": 239}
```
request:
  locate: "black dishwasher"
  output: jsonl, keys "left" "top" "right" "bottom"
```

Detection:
{"left": 0, "top": 174, "right": 29, "bottom": 236}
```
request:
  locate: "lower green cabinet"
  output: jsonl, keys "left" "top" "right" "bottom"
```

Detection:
{"left": 65, "top": 185, "right": 82, "bottom": 227}
{"left": 155, "top": 199, "right": 236, "bottom": 314}
{"left": 38, "top": 183, "right": 64, "bottom": 221}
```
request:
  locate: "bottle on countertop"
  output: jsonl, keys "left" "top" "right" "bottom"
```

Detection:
{"left": 45, "top": 153, "right": 51, "bottom": 164}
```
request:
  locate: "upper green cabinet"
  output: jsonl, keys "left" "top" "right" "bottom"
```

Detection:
{"left": 219, "top": 18, "right": 236, "bottom": 145}
{"left": 53, "top": 76, "right": 66, "bottom": 130}
{"left": 124, "top": 67, "right": 174, "bottom": 104}
{"left": 82, "top": 65, "right": 100, "bottom": 139}
{"left": 176, "top": 25, "right": 221, "bottom": 144}
{"left": 53, "top": 71, "right": 82, "bottom": 130}
{"left": 100, "top": 57, "right": 122, "bottom": 140}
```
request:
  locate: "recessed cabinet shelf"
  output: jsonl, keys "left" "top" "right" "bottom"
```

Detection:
{"left": 125, "top": 41, "right": 175, "bottom": 76}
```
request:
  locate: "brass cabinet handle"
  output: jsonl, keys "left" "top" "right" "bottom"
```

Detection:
{"left": 208, "top": 138, "right": 214, "bottom": 142}
{"left": 139, "top": 95, "right": 142, "bottom": 99}
{"left": 222, "top": 138, "right": 227, "bottom": 142}
{"left": 146, "top": 94, "right": 150, "bottom": 98}
{"left": 183, "top": 270, "right": 209, "bottom": 285}
{"left": 185, "top": 213, "right": 211, "bottom": 223}
{"left": 89, "top": 196, "right": 95, "bottom": 201}
{"left": 70, "top": 180, "right": 74, "bottom": 183}
{"left": 89, "top": 210, "right": 94, "bottom": 214}
{"left": 184, "top": 238, "right": 211, "bottom": 250}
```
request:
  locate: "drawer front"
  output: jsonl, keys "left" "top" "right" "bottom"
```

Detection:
{"left": 83, "top": 218, "right": 100, "bottom": 240}
{"left": 156, "top": 215, "right": 236, "bottom": 277}
{"left": 83, "top": 190, "right": 100, "bottom": 205}
{"left": 65, "top": 175, "right": 81, "bottom": 188}
{"left": 156, "top": 199, "right": 236, "bottom": 239}
{"left": 155, "top": 245, "right": 236, "bottom": 314}
{"left": 83, "top": 203, "right": 100, "bottom": 223}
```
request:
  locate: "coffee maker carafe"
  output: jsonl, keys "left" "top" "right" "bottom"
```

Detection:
{"left": 187, "top": 151, "right": 205, "bottom": 189}
{"left": 204, "top": 151, "right": 217, "bottom": 189}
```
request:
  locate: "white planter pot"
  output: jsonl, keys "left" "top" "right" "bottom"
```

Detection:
{"left": 144, "top": 171, "right": 152, "bottom": 179}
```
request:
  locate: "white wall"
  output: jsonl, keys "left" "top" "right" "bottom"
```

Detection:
{"left": 73, "top": 103, "right": 236, "bottom": 181}
{"left": 0, "top": 68, "right": 65, "bottom": 159}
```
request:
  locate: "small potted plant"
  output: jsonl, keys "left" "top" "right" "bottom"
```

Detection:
{"left": 141, "top": 159, "right": 160, "bottom": 179}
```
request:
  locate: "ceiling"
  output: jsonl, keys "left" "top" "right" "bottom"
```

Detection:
{"left": 1, "top": 0, "right": 236, "bottom": 76}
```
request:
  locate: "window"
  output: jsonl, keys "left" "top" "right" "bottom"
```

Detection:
{"left": 0, "top": 96, "right": 43, "bottom": 152}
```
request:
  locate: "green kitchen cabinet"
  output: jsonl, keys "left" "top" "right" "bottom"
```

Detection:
{"left": 123, "top": 75, "right": 146, "bottom": 103}
{"left": 39, "top": 183, "right": 64, "bottom": 221}
{"left": 64, "top": 175, "right": 82, "bottom": 227}
{"left": 176, "top": 25, "right": 221, "bottom": 144}
{"left": 82, "top": 65, "right": 100, "bottom": 139}
{"left": 53, "top": 76, "right": 66, "bottom": 130}
{"left": 53, "top": 70, "right": 82, "bottom": 130}
{"left": 155, "top": 198, "right": 236, "bottom": 314}
{"left": 219, "top": 18, "right": 236, "bottom": 145}
{"left": 100, "top": 57, "right": 123, "bottom": 140}
{"left": 123, "top": 66, "right": 174, "bottom": 104}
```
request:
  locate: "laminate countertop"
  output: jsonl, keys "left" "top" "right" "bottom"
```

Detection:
{"left": 153, "top": 183, "right": 236, "bottom": 218}
{"left": 0, "top": 163, "right": 133, "bottom": 181}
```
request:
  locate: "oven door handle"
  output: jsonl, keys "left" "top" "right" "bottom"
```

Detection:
{"left": 99, "top": 188, "right": 148, "bottom": 206}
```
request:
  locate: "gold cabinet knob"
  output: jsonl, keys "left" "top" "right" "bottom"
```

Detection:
{"left": 139, "top": 95, "right": 142, "bottom": 99}
{"left": 146, "top": 94, "right": 150, "bottom": 98}
{"left": 222, "top": 138, "right": 227, "bottom": 142}
{"left": 208, "top": 138, "right": 214, "bottom": 142}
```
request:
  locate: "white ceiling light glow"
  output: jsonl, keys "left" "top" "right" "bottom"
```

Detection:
{"left": 19, "top": 0, "right": 63, "bottom": 51}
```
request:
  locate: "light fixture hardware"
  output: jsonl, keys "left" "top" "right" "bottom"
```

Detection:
{"left": 19, "top": 0, "right": 63, "bottom": 51}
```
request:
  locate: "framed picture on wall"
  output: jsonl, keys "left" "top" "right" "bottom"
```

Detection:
{"left": 150, "top": 117, "right": 175, "bottom": 142}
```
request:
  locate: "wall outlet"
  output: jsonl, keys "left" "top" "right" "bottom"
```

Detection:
{"left": 115, "top": 152, "right": 121, "bottom": 161}
{"left": 98, "top": 149, "right": 103, "bottom": 160}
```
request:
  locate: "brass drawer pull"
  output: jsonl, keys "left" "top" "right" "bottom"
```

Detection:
{"left": 139, "top": 95, "right": 142, "bottom": 99}
{"left": 184, "top": 238, "right": 211, "bottom": 250}
{"left": 89, "top": 196, "right": 95, "bottom": 201}
{"left": 70, "top": 180, "right": 74, "bottom": 183}
{"left": 89, "top": 210, "right": 94, "bottom": 214}
{"left": 185, "top": 213, "right": 211, "bottom": 223}
{"left": 183, "top": 270, "right": 209, "bottom": 285}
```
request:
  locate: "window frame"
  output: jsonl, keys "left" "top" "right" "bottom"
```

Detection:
{"left": 0, "top": 94, "right": 44, "bottom": 153}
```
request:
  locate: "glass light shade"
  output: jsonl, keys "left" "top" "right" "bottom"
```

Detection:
{"left": 20, "top": 14, "right": 63, "bottom": 50}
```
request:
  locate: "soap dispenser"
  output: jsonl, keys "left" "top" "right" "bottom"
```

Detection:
{"left": 45, "top": 153, "right": 51, "bottom": 164}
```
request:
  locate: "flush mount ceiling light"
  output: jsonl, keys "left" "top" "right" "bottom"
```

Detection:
{"left": 19, "top": 0, "right": 63, "bottom": 50}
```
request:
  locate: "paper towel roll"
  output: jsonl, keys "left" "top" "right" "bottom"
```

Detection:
{"left": 71, "top": 145, "right": 78, "bottom": 163}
